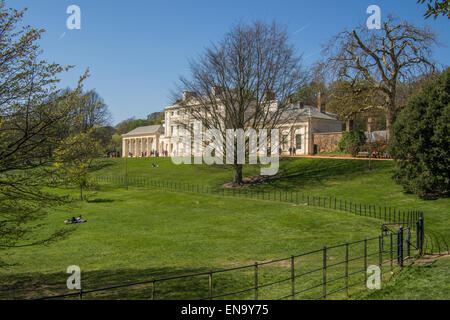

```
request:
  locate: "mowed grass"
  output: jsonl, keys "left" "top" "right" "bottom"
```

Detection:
{"left": 354, "top": 256, "right": 450, "bottom": 300}
{"left": 0, "top": 186, "right": 381, "bottom": 299}
{"left": 96, "top": 157, "right": 450, "bottom": 245}
{"left": 1, "top": 157, "right": 448, "bottom": 299}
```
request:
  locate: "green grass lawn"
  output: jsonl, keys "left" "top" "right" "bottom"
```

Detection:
{"left": 354, "top": 255, "right": 450, "bottom": 300}
{"left": 0, "top": 157, "right": 448, "bottom": 299}
{"left": 96, "top": 157, "right": 450, "bottom": 247}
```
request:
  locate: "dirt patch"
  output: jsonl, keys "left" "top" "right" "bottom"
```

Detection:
{"left": 291, "top": 203, "right": 308, "bottom": 207}
{"left": 221, "top": 174, "right": 278, "bottom": 189}
{"left": 412, "top": 252, "right": 450, "bottom": 266}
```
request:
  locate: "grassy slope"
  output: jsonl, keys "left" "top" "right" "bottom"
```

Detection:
{"left": 354, "top": 256, "right": 450, "bottom": 300}
{"left": 0, "top": 187, "right": 382, "bottom": 299}
{"left": 97, "top": 157, "right": 450, "bottom": 245}
{"left": 1, "top": 157, "right": 448, "bottom": 299}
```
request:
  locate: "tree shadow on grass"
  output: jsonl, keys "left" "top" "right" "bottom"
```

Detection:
{"left": 250, "top": 158, "right": 392, "bottom": 191}
{"left": 87, "top": 199, "right": 115, "bottom": 204}
{"left": 0, "top": 266, "right": 259, "bottom": 300}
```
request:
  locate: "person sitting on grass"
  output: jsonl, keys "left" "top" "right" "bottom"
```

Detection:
{"left": 76, "top": 215, "right": 87, "bottom": 223}
{"left": 64, "top": 217, "right": 77, "bottom": 224}
{"left": 64, "top": 216, "right": 87, "bottom": 224}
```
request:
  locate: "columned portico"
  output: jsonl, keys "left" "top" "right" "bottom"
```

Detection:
{"left": 121, "top": 125, "right": 165, "bottom": 158}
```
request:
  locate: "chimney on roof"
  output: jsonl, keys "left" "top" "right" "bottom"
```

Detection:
{"left": 263, "top": 89, "right": 275, "bottom": 101}
{"left": 182, "top": 91, "right": 197, "bottom": 101}
{"left": 212, "top": 86, "right": 224, "bottom": 97}
{"left": 367, "top": 117, "right": 374, "bottom": 133}
{"left": 318, "top": 91, "right": 325, "bottom": 113}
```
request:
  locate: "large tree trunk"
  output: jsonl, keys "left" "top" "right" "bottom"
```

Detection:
{"left": 346, "top": 119, "right": 354, "bottom": 132}
{"left": 385, "top": 97, "right": 396, "bottom": 142}
{"left": 233, "top": 164, "right": 243, "bottom": 186}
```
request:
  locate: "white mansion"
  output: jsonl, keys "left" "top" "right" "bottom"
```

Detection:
{"left": 122, "top": 92, "right": 343, "bottom": 158}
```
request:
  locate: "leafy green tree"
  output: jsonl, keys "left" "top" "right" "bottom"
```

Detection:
{"left": 389, "top": 68, "right": 449, "bottom": 199}
{"left": 327, "top": 80, "right": 384, "bottom": 130}
{"left": 115, "top": 117, "right": 151, "bottom": 135}
{"left": 294, "top": 81, "right": 327, "bottom": 107}
{"left": 147, "top": 112, "right": 163, "bottom": 123}
{"left": 91, "top": 126, "right": 117, "bottom": 152}
{"left": 338, "top": 131, "right": 366, "bottom": 156}
{"left": 0, "top": 2, "right": 89, "bottom": 266}
{"left": 418, "top": 0, "right": 450, "bottom": 19}
{"left": 54, "top": 131, "right": 102, "bottom": 201}
{"left": 110, "top": 134, "right": 124, "bottom": 155}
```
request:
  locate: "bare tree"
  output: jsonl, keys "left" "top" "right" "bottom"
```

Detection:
{"left": 73, "top": 89, "right": 112, "bottom": 133}
{"left": 174, "top": 21, "right": 307, "bottom": 185}
{"left": 323, "top": 16, "right": 438, "bottom": 140}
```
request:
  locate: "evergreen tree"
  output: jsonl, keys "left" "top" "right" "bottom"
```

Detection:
{"left": 389, "top": 68, "right": 449, "bottom": 198}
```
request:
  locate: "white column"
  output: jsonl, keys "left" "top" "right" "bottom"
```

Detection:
{"left": 134, "top": 138, "right": 137, "bottom": 157}
{"left": 122, "top": 138, "right": 126, "bottom": 158}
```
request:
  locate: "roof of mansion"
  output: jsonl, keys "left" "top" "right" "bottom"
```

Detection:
{"left": 122, "top": 125, "right": 164, "bottom": 137}
{"left": 280, "top": 104, "right": 340, "bottom": 121}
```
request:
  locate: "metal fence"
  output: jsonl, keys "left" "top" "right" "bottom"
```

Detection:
{"left": 37, "top": 223, "right": 423, "bottom": 300}
{"left": 31, "top": 175, "right": 426, "bottom": 300}
{"left": 92, "top": 175, "right": 423, "bottom": 228}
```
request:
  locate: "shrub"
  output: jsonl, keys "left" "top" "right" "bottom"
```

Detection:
{"left": 338, "top": 130, "right": 366, "bottom": 156}
{"left": 388, "top": 68, "right": 450, "bottom": 199}
{"left": 361, "top": 139, "right": 388, "bottom": 154}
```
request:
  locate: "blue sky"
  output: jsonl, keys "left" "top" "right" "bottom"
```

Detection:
{"left": 9, "top": 0, "right": 450, "bottom": 125}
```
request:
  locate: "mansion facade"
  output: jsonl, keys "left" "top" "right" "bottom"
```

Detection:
{"left": 122, "top": 92, "right": 343, "bottom": 158}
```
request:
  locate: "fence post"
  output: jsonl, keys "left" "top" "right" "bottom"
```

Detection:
{"left": 416, "top": 220, "right": 420, "bottom": 250}
{"left": 322, "top": 246, "right": 327, "bottom": 299}
{"left": 379, "top": 236, "right": 383, "bottom": 267}
{"left": 364, "top": 239, "right": 368, "bottom": 284}
{"left": 291, "top": 255, "right": 295, "bottom": 300}
{"left": 397, "top": 227, "right": 404, "bottom": 267}
{"left": 407, "top": 228, "right": 411, "bottom": 259}
{"left": 209, "top": 270, "right": 213, "bottom": 300}
{"left": 345, "top": 243, "right": 349, "bottom": 297}
{"left": 254, "top": 262, "right": 259, "bottom": 300}
{"left": 389, "top": 232, "right": 394, "bottom": 271}
{"left": 419, "top": 216, "right": 424, "bottom": 255}
{"left": 79, "top": 288, "right": 83, "bottom": 300}
{"left": 151, "top": 277, "right": 155, "bottom": 300}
